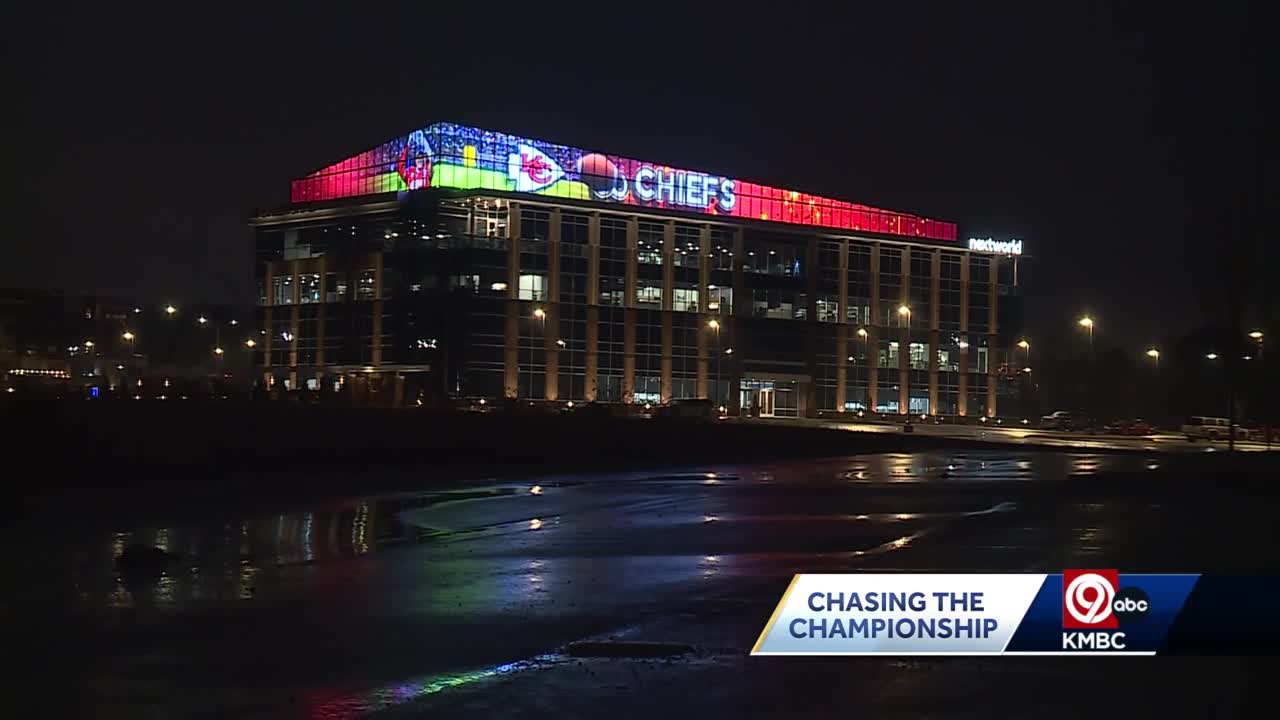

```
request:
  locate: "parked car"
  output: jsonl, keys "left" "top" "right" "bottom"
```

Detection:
{"left": 1104, "top": 419, "right": 1153, "bottom": 436}
{"left": 1181, "top": 416, "right": 1232, "bottom": 441}
{"left": 1040, "top": 411, "right": 1073, "bottom": 430}
{"left": 653, "top": 398, "right": 719, "bottom": 421}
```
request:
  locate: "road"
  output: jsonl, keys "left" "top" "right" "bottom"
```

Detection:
{"left": 12, "top": 449, "right": 1275, "bottom": 718}
{"left": 798, "top": 417, "right": 1277, "bottom": 452}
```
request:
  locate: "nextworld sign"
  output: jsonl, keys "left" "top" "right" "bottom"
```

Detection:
{"left": 968, "top": 237, "right": 1023, "bottom": 256}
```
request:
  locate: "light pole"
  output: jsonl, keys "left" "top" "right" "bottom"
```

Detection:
{"left": 1146, "top": 347, "right": 1160, "bottom": 368}
{"left": 1077, "top": 316, "right": 1094, "bottom": 349}
{"left": 1249, "top": 331, "right": 1267, "bottom": 448}
{"left": 531, "top": 307, "right": 545, "bottom": 400}
{"left": 857, "top": 327, "right": 868, "bottom": 411}
{"left": 708, "top": 319, "right": 721, "bottom": 407}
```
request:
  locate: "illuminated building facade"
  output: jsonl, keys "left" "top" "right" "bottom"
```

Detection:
{"left": 252, "top": 122, "right": 1022, "bottom": 415}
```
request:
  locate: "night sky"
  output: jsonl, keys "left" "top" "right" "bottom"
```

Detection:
{"left": 9, "top": 3, "right": 1272, "bottom": 347}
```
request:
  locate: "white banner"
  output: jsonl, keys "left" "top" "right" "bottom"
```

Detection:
{"left": 752, "top": 573, "right": 1045, "bottom": 655}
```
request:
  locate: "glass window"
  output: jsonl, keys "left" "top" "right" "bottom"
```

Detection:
{"left": 909, "top": 342, "right": 929, "bottom": 370}
{"left": 751, "top": 289, "right": 797, "bottom": 319}
{"left": 518, "top": 274, "right": 547, "bottom": 301}
{"left": 638, "top": 222, "right": 664, "bottom": 266}
{"left": 672, "top": 287, "right": 700, "bottom": 313}
{"left": 816, "top": 295, "right": 840, "bottom": 322}
{"left": 325, "top": 272, "right": 347, "bottom": 302}
{"left": 272, "top": 275, "right": 293, "bottom": 305}
{"left": 878, "top": 340, "right": 900, "bottom": 368}
{"left": 299, "top": 273, "right": 321, "bottom": 304}
{"left": 707, "top": 286, "right": 733, "bottom": 315}
{"left": 357, "top": 270, "right": 376, "bottom": 300}
{"left": 976, "top": 346, "right": 989, "bottom": 374}
{"left": 636, "top": 284, "right": 662, "bottom": 305}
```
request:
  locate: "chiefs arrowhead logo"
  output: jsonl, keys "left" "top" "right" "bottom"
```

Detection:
{"left": 507, "top": 144, "right": 564, "bottom": 193}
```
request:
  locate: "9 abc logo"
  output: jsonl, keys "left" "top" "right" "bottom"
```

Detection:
{"left": 1062, "top": 569, "right": 1150, "bottom": 629}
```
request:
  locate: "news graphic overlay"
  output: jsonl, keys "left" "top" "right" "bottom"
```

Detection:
{"left": 753, "top": 572, "right": 1205, "bottom": 655}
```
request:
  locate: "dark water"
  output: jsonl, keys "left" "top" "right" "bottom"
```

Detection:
{"left": 10, "top": 450, "right": 1263, "bottom": 718}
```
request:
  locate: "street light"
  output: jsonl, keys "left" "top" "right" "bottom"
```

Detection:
{"left": 165, "top": 304, "right": 177, "bottom": 316}
{"left": 1146, "top": 347, "right": 1160, "bottom": 369}
{"left": 1206, "top": 352, "right": 1219, "bottom": 360}
{"left": 245, "top": 338, "right": 257, "bottom": 348}
{"left": 1248, "top": 331, "right": 1264, "bottom": 340}
{"left": 1017, "top": 339, "right": 1030, "bottom": 350}
{"left": 198, "top": 316, "right": 208, "bottom": 325}
{"left": 529, "top": 308, "right": 546, "bottom": 400}
{"left": 709, "top": 319, "right": 722, "bottom": 406}
{"left": 84, "top": 340, "right": 95, "bottom": 349}
{"left": 122, "top": 331, "right": 135, "bottom": 342}
{"left": 214, "top": 347, "right": 225, "bottom": 356}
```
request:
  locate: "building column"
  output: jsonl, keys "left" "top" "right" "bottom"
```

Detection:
{"left": 866, "top": 326, "right": 879, "bottom": 412}
{"left": 835, "top": 324, "right": 848, "bottom": 412}
{"left": 262, "top": 264, "right": 274, "bottom": 372}
{"left": 956, "top": 253, "right": 970, "bottom": 416}
{"left": 622, "top": 218, "right": 638, "bottom": 403}
{"left": 928, "top": 329, "right": 940, "bottom": 415}
{"left": 660, "top": 222, "right": 674, "bottom": 403}
{"left": 585, "top": 213, "right": 600, "bottom": 402}
{"left": 695, "top": 225, "right": 710, "bottom": 399}
{"left": 929, "top": 249, "right": 941, "bottom": 415}
{"left": 623, "top": 309, "right": 636, "bottom": 403}
{"left": 371, "top": 254, "right": 384, "bottom": 368}
{"left": 503, "top": 203, "right": 521, "bottom": 399}
{"left": 898, "top": 324, "right": 910, "bottom": 415}
{"left": 899, "top": 251, "right": 910, "bottom": 416}
{"left": 868, "top": 244, "right": 881, "bottom": 411}
{"left": 987, "top": 339, "right": 999, "bottom": 417}
{"left": 727, "top": 229, "right": 745, "bottom": 414}
{"left": 835, "top": 239, "right": 849, "bottom": 410}
{"left": 987, "top": 258, "right": 999, "bottom": 417}
{"left": 731, "top": 229, "right": 746, "bottom": 315}
{"left": 287, "top": 259, "right": 300, "bottom": 389}
{"left": 315, "top": 256, "right": 327, "bottom": 370}
{"left": 544, "top": 209, "right": 562, "bottom": 401}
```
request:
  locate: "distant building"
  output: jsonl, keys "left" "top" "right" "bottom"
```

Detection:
{"left": 0, "top": 288, "right": 251, "bottom": 399}
{"left": 251, "top": 122, "right": 1024, "bottom": 416}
